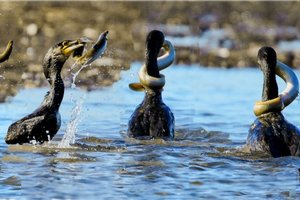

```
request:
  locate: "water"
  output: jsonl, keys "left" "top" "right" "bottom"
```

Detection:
{"left": 1, "top": 63, "right": 300, "bottom": 199}
{"left": 278, "top": 39, "right": 300, "bottom": 52}
{"left": 58, "top": 63, "right": 89, "bottom": 148}
{"left": 166, "top": 28, "right": 234, "bottom": 49}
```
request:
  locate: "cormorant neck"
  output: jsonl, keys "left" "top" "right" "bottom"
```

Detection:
{"left": 142, "top": 89, "right": 163, "bottom": 106}
{"left": 262, "top": 64, "right": 278, "bottom": 101}
{"left": 49, "top": 71, "right": 64, "bottom": 110}
{"left": 41, "top": 64, "right": 64, "bottom": 111}
{"left": 146, "top": 50, "right": 160, "bottom": 78}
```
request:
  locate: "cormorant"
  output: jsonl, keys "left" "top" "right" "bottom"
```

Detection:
{"left": 127, "top": 30, "right": 175, "bottom": 139}
{"left": 5, "top": 40, "right": 84, "bottom": 144}
{"left": 246, "top": 46, "right": 300, "bottom": 157}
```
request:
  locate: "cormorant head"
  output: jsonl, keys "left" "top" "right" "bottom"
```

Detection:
{"left": 145, "top": 30, "right": 165, "bottom": 78}
{"left": 258, "top": 46, "right": 279, "bottom": 101}
{"left": 43, "top": 40, "right": 84, "bottom": 77}
{"left": 257, "top": 46, "right": 277, "bottom": 74}
{"left": 146, "top": 30, "right": 165, "bottom": 56}
{"left": 49, "top": 40, "right": 84, "bottom": 61}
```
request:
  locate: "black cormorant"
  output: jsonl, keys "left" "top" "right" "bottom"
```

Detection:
{"left": 5, "top": 40, "right": 84, "bottom": 144}
{"left": 246, "top": 46, "right": 300, "bottom": 157}
{"left": 127, "top": 30, "right": 175, "bottom": 139}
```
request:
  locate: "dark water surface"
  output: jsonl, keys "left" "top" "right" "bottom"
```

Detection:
{"left": 1, "top": 63, "right": 300, "bottom": 199}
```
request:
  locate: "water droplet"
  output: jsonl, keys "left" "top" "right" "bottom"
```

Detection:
{"left": 30, "top": 136, "right": 37, "bottom": 145}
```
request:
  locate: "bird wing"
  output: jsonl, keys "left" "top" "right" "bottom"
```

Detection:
{"left": 9, "top": 115, "right": 45, "bottom": 134}
{"left": 6, "top": 115, "right": 46, "bottom": 144}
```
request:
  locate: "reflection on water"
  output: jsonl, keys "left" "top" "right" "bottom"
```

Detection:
{"left": 0, "top": 63, "right": 300, "bottom": 199}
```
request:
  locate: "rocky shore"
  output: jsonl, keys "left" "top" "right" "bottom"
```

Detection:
{"left": 0, "top": 2, "right": 300, "bottom": 101}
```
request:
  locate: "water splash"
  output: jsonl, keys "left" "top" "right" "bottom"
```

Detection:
{"left": 58, "top": 63, "right": 88, "bottom": 148}
{"left": 70, "top": 63, "right": 90, "bottom": 89}
{"left": 58, "top": 44, "right": 104, "bottom": 147}
{"left": 58, "top": 97, "right": 83, "bottom": 148}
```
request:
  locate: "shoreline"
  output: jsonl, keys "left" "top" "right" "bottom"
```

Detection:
{"left": 0, "top": 2, "right": 300, "bottom": 101}
{"left": 0, "top": 45, "right": 297, "bottom": 103}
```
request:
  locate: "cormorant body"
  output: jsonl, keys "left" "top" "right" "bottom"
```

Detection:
{"left": 246, "top": 47, "right": 300, "bottom": 157}
{"left": 128, "top": 30, "right": 175, "bottom": 139}
{"left": 128, "top": 89, "right": 175, "bottom": 139}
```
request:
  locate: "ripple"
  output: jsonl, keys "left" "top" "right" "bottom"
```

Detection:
{"left": 48, "top": 153, "right": 97, "bottom": 163}
{"left": 2, "top": 155, "right": 27, "bottom": 163}
{"left": 1, "top": 176, "right": 21, "bottom": 186}
{"left": 77, "top": 136, "right": 114, "bottom": 144}
{"left": 73, "top": 142, "right": 127, "bottom": 153}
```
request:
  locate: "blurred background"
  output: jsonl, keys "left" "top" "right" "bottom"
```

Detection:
{"left": 0, "top": 1, "right": 300, "bottom": 101}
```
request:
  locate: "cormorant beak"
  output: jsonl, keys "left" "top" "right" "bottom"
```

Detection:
{"left": 0, "top": 40, "right": 13, "bottom": 63}
{"left": 61, "top": 40, "right": 84, "bottom": 57}
{"left": 129, "top": 82, "right": 145, "bottom": 91}
{"left": 162, "top": 41, "right": 170, "bottom": 51}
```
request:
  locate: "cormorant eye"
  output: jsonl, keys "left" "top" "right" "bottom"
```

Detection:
{"left": 62, "top": 41, "right": 68, "bottom": 46}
